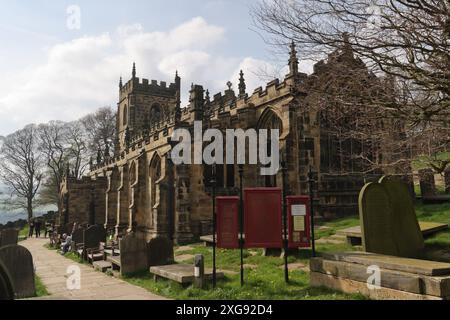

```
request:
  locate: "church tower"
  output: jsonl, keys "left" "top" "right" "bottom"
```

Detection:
{"left": 117, "top": 63, "right": 181, "bottom": 151}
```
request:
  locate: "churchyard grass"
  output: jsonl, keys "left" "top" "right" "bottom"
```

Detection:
{"left": 35, "top": 275, "right": 49, "bottom": 297}
{"left": 44, "top": 202, "right": 449, "bottom": 300}
{"left": 19, "top": 225, "right": 29, "bottom": 239}
{"left": 124, "top": 246, "right": 364, "bottom": 300}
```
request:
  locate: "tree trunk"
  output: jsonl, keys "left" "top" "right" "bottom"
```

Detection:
{"left": 27, "top": 198, "right": 33, "bottom": 220}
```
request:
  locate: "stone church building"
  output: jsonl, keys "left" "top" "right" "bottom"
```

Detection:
{"left": 59, "top": 43, "right": 399, "bottom": 244}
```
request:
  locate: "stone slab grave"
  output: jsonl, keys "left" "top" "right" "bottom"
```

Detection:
{"left": 0, "top": 229, "right": 19, "bottom": 248}
{"left": 93, "top": 260, "right": 113, "bottom": 273}
{"left": 339, "top": 222, "right": 449, "bottom": 246}
{"left": 310, "top": 252, "right": 450, "bottom": 300}
{"left": 200, "top": 235, "right": 214, "bottom": 247}
{"left": 359, "top": 176, "right": 424, "bottom": 258}
{"left": 0, "top": 245, "right": 36, "bottom": 299}
{"left": 150, "top": 264, "right": 224, "bottom": 285}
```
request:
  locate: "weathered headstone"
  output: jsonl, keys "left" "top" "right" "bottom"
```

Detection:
{"left": 0, "top": 259, "right": 14, "bottom": 300}
{"left": 444, "top": 167, "right": 450, "bottom": 195}
{"left": 379, "top": 177, "right": 424, "bottom": 258}
{"left": 359, "top": 177, "right": 424, "bottom": 258}
{"left": 0, "top": 245, "right": 35, "bottom": 298}
{"left": 83, "top": 225, "right": 106, "bottom": 249}
{"left": 71, "top": 228, "right": 84, "bottom": 245}
{"left": 359, "top": 182, "right": 398, "bottom": 256}
{"left": 418, "top": 169, "right": 436, "bottom": 198}
{"left": 119, "top": 233, "right": 148, "bottom": 275}
{"left": 147, "top": 237, "right": 174, "bottom": 267}
{"left": 0, "top": 229, "right": 19, "bottom": 247}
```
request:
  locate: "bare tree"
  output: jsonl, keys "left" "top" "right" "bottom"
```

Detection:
{"left": 65, "top": 121, "right": 89, "bottom": 178}
{"left": 252, "top": 0, "right": 449, "bottom": 174}
{"left": 80, "top": 107, "right": 116, "bottom": 155}
{"left": 37, "top": 121, "right": 67, "bottom": 207}
{"left": 0, "top": 125, "right": 43, "bottom": 219}
{"left": 252, "top": 0, "right": 449, "bottom": 123}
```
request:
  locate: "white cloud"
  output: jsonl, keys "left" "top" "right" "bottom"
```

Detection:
{"left": 0, "top": 16, "right": 302, "bottom": 135}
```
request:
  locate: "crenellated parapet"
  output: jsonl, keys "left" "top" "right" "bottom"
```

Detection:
{"left": 119, "top": 77, "right": 178, "bottom": 99}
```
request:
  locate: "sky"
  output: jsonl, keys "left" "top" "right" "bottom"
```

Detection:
{"left": 0, "top": 0, "right": 313, "bottom": 136}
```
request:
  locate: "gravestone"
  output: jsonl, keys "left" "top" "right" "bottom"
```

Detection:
{"left": 0, "top": 229, "right": 19, "bottom": 247}
{"left": 379, "top": 177, "right": 424, "bottom": 258}
{"left": 445, "top": 167, "right": 450, "bottom": 194}
{"left": 418, "top": 169, "right": 436, "bottom": 198}
{"left": 359, "top": 177, "right": 424, "bottom": 258}
{"left": 0, "top": 259, "right": 14, "bottom": 300}
{"left": 83, "top": 225, "right": 106, "bottom": 249}
{"left": 147, "top": 237, "right": 174, "bottom": 267}
{"left": 119, "top": 233, "right": 148, "bottom": 275}
{"left": 71, "top": 228, "right": 84, "bottom": 245}
{"left": 358, "top": 183, "right": 398, "bottom": 256}
{"left": 0, "top": 245, "right": 35, "bottom": 298}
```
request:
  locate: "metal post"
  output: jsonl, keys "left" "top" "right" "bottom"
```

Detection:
{"left": 238, "top": 164, "right": 244, "bottom": 286}
{"left": 211, "top": 164, "right": 217, "bottom": 289}
{"left": 281, "top": 157, "right": 289, "bottom": 283}
{"left": 308, "top": 166, "right": 316, "bottom": 257}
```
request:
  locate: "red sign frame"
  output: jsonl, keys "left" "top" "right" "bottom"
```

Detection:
{"left": 216, "top": 196, "right": 239, "bottom": 249}
{"left": 287, "top": 196, "right": 311, "bottom": 248}
{"left": 244, "top": 188, "right": 283, "bottom": 248}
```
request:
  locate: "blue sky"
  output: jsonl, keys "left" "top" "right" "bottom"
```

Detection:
{"left": 0, "top": 0, "right": 312, "bottom": 135}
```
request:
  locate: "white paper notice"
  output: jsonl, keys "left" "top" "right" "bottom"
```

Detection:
{"left": 291, "top": 204, "right": 306, "bottom": 216}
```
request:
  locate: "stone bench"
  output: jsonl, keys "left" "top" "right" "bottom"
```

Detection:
{"left": 150, "top": 264, "right": 224, "bottom": 285}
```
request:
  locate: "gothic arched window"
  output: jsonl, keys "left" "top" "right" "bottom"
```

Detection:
{"left": 257, "top": 109, "right": 283, "bottom": 187}
{"left": 123, "top": 105, "right": 128, "bottom": 126}
{"left": 150, "top": 104, "right": 162, "bottom": 124}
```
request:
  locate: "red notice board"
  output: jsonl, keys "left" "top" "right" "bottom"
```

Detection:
{"left": 216, "top": 196, "right": 239, "bottom": 249}
{"left": 244, "top": 188, "right": 283, "bottom": 248}
{"left": 287, "top": 196, "right": 311, "bottom": 248}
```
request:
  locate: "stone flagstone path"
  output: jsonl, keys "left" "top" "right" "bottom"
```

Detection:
{"left": 22, "top": 238, "right": 166, "bottom": 300}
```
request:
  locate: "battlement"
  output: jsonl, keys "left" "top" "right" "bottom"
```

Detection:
{"left": 120, "top": 77, "right": 178, "bottom": 98}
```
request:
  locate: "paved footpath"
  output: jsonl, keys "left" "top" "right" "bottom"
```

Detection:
{"left": 22, "top": 238, "right": 166, "bottom": 300}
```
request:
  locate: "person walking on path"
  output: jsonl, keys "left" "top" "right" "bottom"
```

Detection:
{"left": 28, "top": 219, "right": 35, "bottom": 238}
{"left": 35, "top": 219, "right": 42, "bottom": 238}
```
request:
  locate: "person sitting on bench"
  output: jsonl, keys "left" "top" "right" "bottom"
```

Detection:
{"left": 60, "top": 233, "right": 72, "bottom": 254}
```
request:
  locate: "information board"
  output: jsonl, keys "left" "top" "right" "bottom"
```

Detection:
{"left": 244, "top": 188, "right": 283, "bottom": 248}
{"left": 287, "top": 196, "right": 311, "bottom": 248}
{"left": 216, "top": 196, "right": 239, "bottom": 249}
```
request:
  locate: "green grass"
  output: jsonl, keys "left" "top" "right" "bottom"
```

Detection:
{"left": 124, "top": 246, "right": 364, "bottom": 300}
{"left": 19, "top": 225, "right": 29, "bottom": 238}
{"left": 123, "top": 235, "right": 361, "bottom": 300}
{"left": 412, "top": 152, "right": 449, "bottom": 171}
{"left": 34, "top": 275, "right": 49, "bottom": 297}
{"left": 47, "top": 202, "right": 450, "bottom": 300}
{"left": 416, "top": 203, "right": 450, "bottom": 255}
